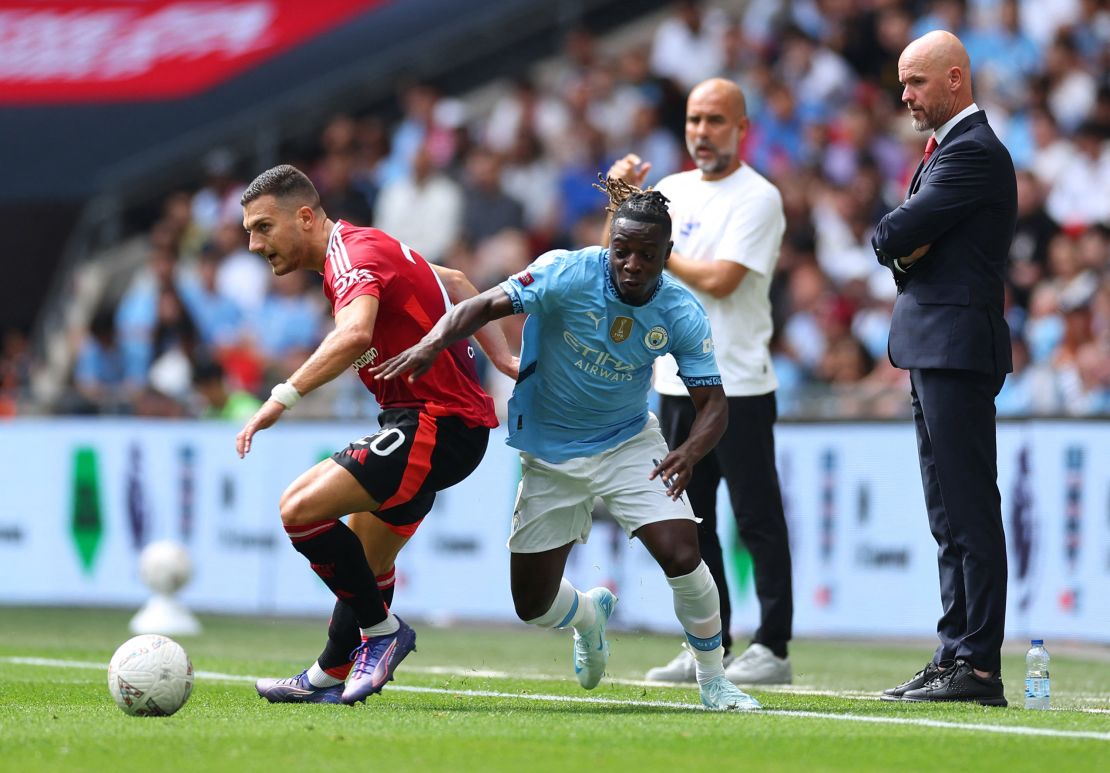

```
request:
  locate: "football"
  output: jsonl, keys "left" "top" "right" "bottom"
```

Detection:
{"left": 107, "top": 634, "right": 194, "bottom": 716}
{"left": 138, "top": 540, "right": 193, "bottom": 595}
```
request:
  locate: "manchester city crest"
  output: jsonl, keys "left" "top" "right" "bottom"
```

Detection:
{"left": 644, "top": 326, "right": 668, "bottom": 350}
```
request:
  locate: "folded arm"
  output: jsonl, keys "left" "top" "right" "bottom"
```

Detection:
{"left": 873, "top": 143, "right": 991, "bottom": 265}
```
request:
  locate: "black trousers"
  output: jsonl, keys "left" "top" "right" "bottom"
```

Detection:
{"left": 659, "top": 392, "right": 793, "bottom": 656}
{"left": 910, "top": 368, "right": 1008, "bottom": 673}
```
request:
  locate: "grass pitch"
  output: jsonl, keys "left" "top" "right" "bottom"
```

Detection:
{"left": 0, "top": 607, "right": 1106, "bottom": 772}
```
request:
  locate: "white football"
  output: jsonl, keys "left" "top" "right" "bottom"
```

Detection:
{"left": 107, "top": 634, "right": 194, "bottom": 716}
{"left": 139, "top": 540, "right": 193, "bottom": 595}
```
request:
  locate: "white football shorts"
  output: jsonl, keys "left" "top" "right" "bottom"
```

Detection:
{"left": 507, "top": 413, "right": 698, "bottom": 553}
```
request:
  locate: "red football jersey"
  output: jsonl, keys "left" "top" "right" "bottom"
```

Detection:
{"left": 321, "top": 221, "right": 498, "bottom": 429}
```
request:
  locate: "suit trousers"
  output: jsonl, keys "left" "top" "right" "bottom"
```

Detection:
{"left": 659, "top": 392, "right": 793, "bottom": 656}
{"left": 910, "top": 368, "right": 1007, "bottom": 673}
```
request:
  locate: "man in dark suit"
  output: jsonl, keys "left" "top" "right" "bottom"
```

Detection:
{"left": 872, "top": 30, "right": 1016, "bottom": 706}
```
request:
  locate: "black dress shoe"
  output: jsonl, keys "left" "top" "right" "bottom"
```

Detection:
{"left": 881, "top": 661, "right": 945, "bottom": 701}
{"left": 901, "top": 659, "right": 1007, "bottom": 706}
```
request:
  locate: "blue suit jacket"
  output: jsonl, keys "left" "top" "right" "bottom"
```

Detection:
{"left": 872, "top": 111, "right": 1016, "bottom": 376}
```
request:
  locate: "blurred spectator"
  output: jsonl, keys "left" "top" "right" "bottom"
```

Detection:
{"left": 782, "top": 262, "right": 830, "bottom": 373}
{"left": 212, "top": 219, "right": 270, "bottom": 314}
{"left": 747, "top": 80, "right": 808, "bottom": 178}
{"left": 115, "top": 229, "right": 185, "bottom": 389}
{"left": 1044, "top": 33, "right": 1098, "bottom": 133}
{"left": 485, "top": 78, "right": 569, "bottom": 156}
{"left": 1047, "top": 232, "right": 1100, "bottom": 308}
{"left": 191, "top": 148, "right": 244, "bottom": 238}
{"left": 1008, "top": 171, "right": 1058, "bottom": 310}
{"left": 380, "top": 82, "right": 440, "bottom": 184}
{"left": 996, "top": 336, "right": 1035, "bottom": 416}
{"left": 910, "top": 0, "right": 969, "bottom": 39}
{"left": 609, "top": 102, "right": 683, "bottom": 186}
{"left": 776, "top": 25, "right": 856, "bottom": 114}
{"left": 249, "top": 270, "right": 325, "bottom": 384}
{"left": 146, "top": 284, "right": 199, "bottom": 402}
{"left": 350, "top": 115, "right": 391, "bottom": 206}
{"left": 965, "top": 0, "right": 1042, "bottom": 101}
{"left": 1027, "top": 107, "right": 1075, "bottom": 188}
{"left": 374, "top": 144, "right": 462, "bottom": 263}
{"left": 192, "top": 357, "right": 262, "bottom": 421}
{"left": 180, "top": 247, "right": 245, "bottom": 350}
{"left": 460, "top": 146, "right": 525, "bottom": 246}
{"left": 1057, "top": 341, "right": 1110, "bottom": 414}
{"left": 71, "top": 311, "right": 129, "bottom": 414}
{"left": 0, "top": 328, "right": 33, "bottom": 417}
{"left": 1019, "top": 0, "right": 1083, "bottom": 47}
{"left": 812, "top": 185, "right": 881, "bottom": 288}
{"left": 1025, "top": 283, "right": 1065, "bottom": 364}
{"left": 817, "top": 334, "right": 874, "bottom": 386}
{"left": 1044, "top": 122, "right": 1110, "bottom": 229}
{"left": 312, "top": 117, "right": 375, "bottom": 227}
{"left": 554, "top": 124, "right": 609, "bottom": 243}
{"left": 650, "top": 1, "right": 729, "bottom": 91}
{"left": 500, "top": 129, "right": 560, "bottom": 246}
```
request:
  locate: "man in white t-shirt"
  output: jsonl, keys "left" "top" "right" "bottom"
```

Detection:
{"left": 607, "top": 77, "right": 793, "bottom": 685}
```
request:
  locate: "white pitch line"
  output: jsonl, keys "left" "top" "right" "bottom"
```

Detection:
{"left": 405, "top": 665, "right": 882, "bottom": 699}
{"left": 4, "top": 656, "right": 1107, "bottom": 740}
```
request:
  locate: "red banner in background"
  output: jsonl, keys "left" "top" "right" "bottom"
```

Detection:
{"left": 0, "top": 1, "right": 383, "bottom": 104}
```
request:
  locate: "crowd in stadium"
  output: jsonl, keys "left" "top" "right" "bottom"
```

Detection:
{"left": 10, "top": 0, "right": 1107, "bottom": 420}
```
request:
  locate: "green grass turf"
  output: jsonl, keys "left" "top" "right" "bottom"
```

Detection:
{"left": 0, "top": 607, "right": 1106, "bottom": 772}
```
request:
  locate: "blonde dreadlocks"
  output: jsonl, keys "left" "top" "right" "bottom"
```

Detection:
{"left": 594, "top": 173, "right": 672, "bottom": 234}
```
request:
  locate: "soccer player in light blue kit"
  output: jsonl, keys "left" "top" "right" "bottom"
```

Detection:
{"left": 373, "top": 189, "right": 759, "bottom": 711}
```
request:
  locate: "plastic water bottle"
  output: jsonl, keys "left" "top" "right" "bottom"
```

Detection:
{"left": 1024, "top": 639, "right": 1050, "bottom": 710}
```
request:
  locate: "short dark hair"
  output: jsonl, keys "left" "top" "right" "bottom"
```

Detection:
{"left": 613, "top": 190, "right": 671, "bottom": 238}
{"left": 240, "top": 164, "right": 321, "bottom": 209}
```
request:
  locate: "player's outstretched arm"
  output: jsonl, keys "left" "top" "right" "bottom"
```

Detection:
{"left": 431, "top": 264, "right": 519, "bottom": 380}
{"left": 371, "top": 287, "right": 515, "bottom": 383}
{"left": 649, "top": 384, "right": 728, "bottom": 499}
{"left": 236, "top": 294, "right": 379, "bottom": 458}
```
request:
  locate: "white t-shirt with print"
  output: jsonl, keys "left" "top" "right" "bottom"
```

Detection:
{"left": 652, "top": 164, "right": 785, "bottom": 397}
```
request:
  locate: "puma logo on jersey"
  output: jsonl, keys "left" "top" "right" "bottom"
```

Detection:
{"left": 585, "top": 311, "right": 603, "bottom": 329}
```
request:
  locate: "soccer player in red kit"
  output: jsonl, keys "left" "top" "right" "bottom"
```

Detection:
{"left": 235, "top": 164, "right": 511, "bottom": 705}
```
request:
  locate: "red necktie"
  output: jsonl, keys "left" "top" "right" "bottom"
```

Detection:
{"left": 922, "top": 136, "right": 938, "bottom": 164}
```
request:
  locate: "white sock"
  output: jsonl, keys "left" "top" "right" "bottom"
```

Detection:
{"left": 525, "top": 578, "right": 597, "bottom": 631}
{"left": 306, "top": 661, "right": 343, "bottom": 688}
{"left": 667, "top": 562, "right": 726, "bottom": 686}
{"left": 360, "top": 611, "right": 400, "bottom": 638}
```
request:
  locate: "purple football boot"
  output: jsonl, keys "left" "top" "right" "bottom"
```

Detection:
{"left": 256, "top": 670, "right": 345, "bottom": 704}
{"left": 341, "top": 617, "right": 417, "bottom": 704}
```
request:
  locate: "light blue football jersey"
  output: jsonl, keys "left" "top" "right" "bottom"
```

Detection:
{"left": 497, "top": 246, "right": 721, "bottom": 463}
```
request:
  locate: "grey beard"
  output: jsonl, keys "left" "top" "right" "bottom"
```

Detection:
{"left": 911, "top": 117, "right": 931, "bottom": 132}
{"left": 695, "top": 153, "right": 732, "bottom": 174}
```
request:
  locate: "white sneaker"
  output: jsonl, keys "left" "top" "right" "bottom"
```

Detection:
{"left": 700, "top": 675, "right": 761, "bottom": 711}
{"left": 572, "top": 587, "right": 617, "bottom": 690}
{"left": 724, "top": 643, "right": 792, "bottom": 685}
{"left": 645, "top": 645, "right": 735, "bottom": 683}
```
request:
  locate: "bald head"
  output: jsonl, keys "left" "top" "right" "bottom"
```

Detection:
{"left": 685, "top": 78, "right": 749, "bottom": 180}
{"left": 690, "top": 78, "right": 747, "bottom": 120}
{"left": 898, "top": 31, "right": 974, "bottom": 132}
